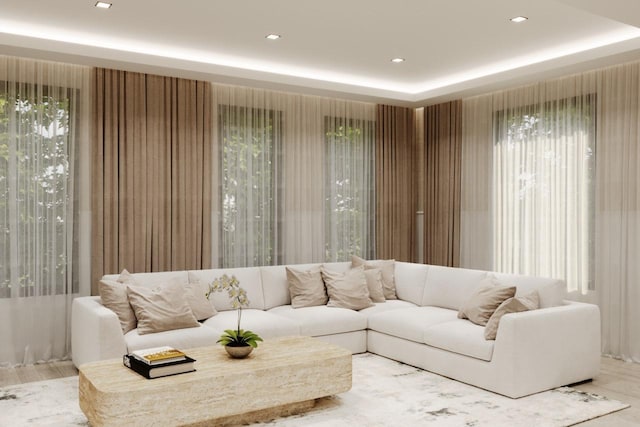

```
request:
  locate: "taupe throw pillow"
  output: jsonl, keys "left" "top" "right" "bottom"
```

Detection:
{"left": 351, "top": 255, "right": 397, "bottom": 299}
{"left": 184, "top": 280, "right": 217, "bottom": 321}
{"left": 363, "top": 268, "right": 386, "bottom": 303}
{"left": 458, "top": 282, "right": 516, "bottom": 326}
{"left": 98, "top": 269, "right": 137, "bottom": 334}
{"left": 286, "top": 266, "right": 328, "bottom": 308}
{"left": 322, "top": 266, "right": 374, "bottom": 311}
{"left": 126, "top": 282, "right": 199, "bottom": 335}
{"left": 484, "top": 291, "right": 539, "bottom": 340}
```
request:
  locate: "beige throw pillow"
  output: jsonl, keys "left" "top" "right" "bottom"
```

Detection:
{"left": 322, "top": 266, "right": 374, "bottom": 311}
{"left": 363, "top": 268, "right": 386, "bottom": 303}
{"left": 126, "top": 282, "right": 199, "bottom": 335}
{"left": 484, "top": 291, "right": 540, "bottom": 340}
{"left": 286, "top": 266, "right": 328, "bottom": 308}
{"left": 351, "top": 255, "right": 397, "bottom": 299}
{"left": 458, "top": 281, "right": 516, "bottom": 326}
{"left": 98, "top": 269, "right": 137, "bottom": 334}
{"left": 184, "top": 280, "right": 217, "bottom": 321}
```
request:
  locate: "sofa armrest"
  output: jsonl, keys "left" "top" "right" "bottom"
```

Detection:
{"left": 71, "top": 296, "right": 127, "bottom": 368}
{"left": 492, "top": 301, "right": 601, "bottom": 397}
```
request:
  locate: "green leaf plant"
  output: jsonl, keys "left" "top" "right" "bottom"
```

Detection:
{"left": 206, "top": 274, "right": 264, "bottom": 348}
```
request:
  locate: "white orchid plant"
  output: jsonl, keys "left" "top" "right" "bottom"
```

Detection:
{"left": 206, "top": 274, "right": 263, "bottom": 348}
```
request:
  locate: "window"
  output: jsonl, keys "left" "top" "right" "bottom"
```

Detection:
{"left": 218, "top": 105, "right": 282, "bottom": 267}
{"left": 492, "top": 96, "right": 595, "bottom": 292}
{"left": 0, "top": 86, "right": 78, "bottom": 297}
{"left": 324, "top": 117, "right": 375, "bottom": 262}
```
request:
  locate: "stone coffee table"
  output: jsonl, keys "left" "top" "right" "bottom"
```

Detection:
{"left": 78, "top": 336, "right": 352, "bottom": 426}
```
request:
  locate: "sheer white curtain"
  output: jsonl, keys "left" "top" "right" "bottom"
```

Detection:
{"left": 461, "top": 64, "right": 640, "bottom": 361}
{"left": 211, "top": 84, "right": 376, "bottom": 267}
{"left": 461, "top": 75, "right": 597, "bottom": 294}
{"left": 0, "top": 56, "right": 91, "bottom": 366}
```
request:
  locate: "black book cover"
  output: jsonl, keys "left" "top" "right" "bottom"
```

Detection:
{"left": 123, "top": 354, "right": 196, "bottom": 379}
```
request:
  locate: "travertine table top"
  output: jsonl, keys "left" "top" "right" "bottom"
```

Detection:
{"left": 79, "top": 336, "right": 352, "bottom": 426}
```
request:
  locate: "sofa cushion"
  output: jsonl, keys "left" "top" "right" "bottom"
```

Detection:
{"left": 421, "top": 265, "right": 488, "bottom": 310}
{"left": 286, "top": 266, "right": 328, "bottom": 308}
{"left": 188, "top": 267, "right": 265, "bottom": 311}
{"left": 322, "top": 266, "right": 373, "bottom": 310}
{"left": 202, "top": 309, "right": 300, "bottom": 339}
{"left": 367, "top": 306, "right": 458, "bottom": 343}
{"left": 268, "top": 305, "right": 367, "bottom": 336}
{"left": 394, "top": 262, "right": 429, "bottom": 305}
{"left": 124, "top": 323, "right": 220, "bottom": 352}
{"left": 98, "top": 270, "right": 137, "bottom": 334}
{"left": 363, "top": 268, "right": 385, "bottom": 303}
{"left": 102, "top": 270, "right": 188, "bottom": 286}
{"left": 352, "top": 256, "right": 397, "bottom": 299}
{"left": 492, "top": 272, "right": 566, "bottom": 308}
{"left": 484, "top": 291, "right": 539, "bottom": 340}
{"left": 359, "top": 299, "right": 418, "bottom": 318}
{"left": 184, "top": 281, "right": 217, "bottom": 321}
{"left": 126, "top": 281, "right": 200, "bottom": 335}
{"left": 423, "top": 319, "right": 495, "bottom": 362}
{"left": 457, "top": 279, "right": 516, "bottom": 326}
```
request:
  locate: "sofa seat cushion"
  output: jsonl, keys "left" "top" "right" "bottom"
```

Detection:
{"left": 423, "top": 319, "right": 495, "bottom": 361}
{"left": 268, "top": 305, "right": 367, "bottom": 336}
{"left": 359, "top": 300, "right": 418, "bottom": 318}
{"left": 367, "top": 306, "right": 458, "bottom": 343}
{"left": 124, "top": 323, "right": 220, "bottom": 352}
{"left": 202, "top": 309, "right": 300, "bottom": 339}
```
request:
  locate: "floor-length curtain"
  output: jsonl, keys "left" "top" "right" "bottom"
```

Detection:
{"left": 424, "top": 100, "right": 462, "bottom": 267}
{"left": 0, "top": 56, "right": 91, "bottom": 366}
{"left": 92, "top": 69, "right": 212, "bottom": 294}
{"left": 212, "top": 85, "right": 376, "bottom": 267}
{"left": 597, "top": 62, "right": 640, "bottom": 362}
{"left": 376, "top": 105, "right": 415, "bottom": 262}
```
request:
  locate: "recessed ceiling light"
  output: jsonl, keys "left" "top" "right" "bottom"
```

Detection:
{"left": 510, "top": 16, "right": 528, "bottom": 23}
{"left": 390, "top": 58, "right": 405, "bottom": 63}
{"left": 265, "top": 34, "right": 281, "bottom": 40}
{"left": 95, "top": 1, "right": 112, "bottom": 8}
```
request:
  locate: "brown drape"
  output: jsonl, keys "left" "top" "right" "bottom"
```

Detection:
{"left": 91, "top": 69, "right": 212, "bottom": 294}
{"left": 375, "top": 105, "right": 416, "bottom": 262}
{"left": 423, "top": 100, "right": 462, "bottom": 267}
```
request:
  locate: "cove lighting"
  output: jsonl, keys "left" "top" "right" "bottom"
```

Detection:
{"left": 265, "top": 34, "right": 281, "bottom": 40}
{"left": 95, "top": 2, "right": 112, "bottom": 9}
{"left": 391, "top": 58, "right": 405, "bottom": 63}
{"left": 510, "top": 16, "right": 528, "bottom": 23}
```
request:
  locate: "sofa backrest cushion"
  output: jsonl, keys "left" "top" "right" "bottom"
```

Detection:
{"left": 102, "top": 271, "right": 189, "bottom": 287}
{"left": 421, "top": 266, "right": 488, "bottom": 310}
{"left": 394, "top": 262, "right": 429, "bottom": 305}
{"left": 188, "top": 267, "right": 265, "bottom": 311}
{"left": 491, "top": 272, "right": 566, "bottom": 308}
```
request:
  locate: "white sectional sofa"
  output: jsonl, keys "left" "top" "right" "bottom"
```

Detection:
{"left": 71, "top": 261, "right": 601, "bottom": 398}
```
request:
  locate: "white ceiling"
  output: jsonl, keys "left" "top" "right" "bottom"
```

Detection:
{"left": 1, "top": 0, "right": 640, "bottom": 106}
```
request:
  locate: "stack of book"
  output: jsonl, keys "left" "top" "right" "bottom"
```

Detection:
{"left": 123, "top": 346, "right": 196, "bottom": 379}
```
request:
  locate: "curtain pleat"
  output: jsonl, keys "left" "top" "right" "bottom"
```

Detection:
{"left": 375, "top": 105, "right": 416, "bottom": 262}
{"left": 92, "top": 69, "right": 211, "bottom": 294}
{"left": 423, "top": 100, "right": 462, "bottom": 267}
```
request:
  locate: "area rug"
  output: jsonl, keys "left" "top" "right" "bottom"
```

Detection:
{"left": 0, "top": 353, "right": 629, "bottom": 426}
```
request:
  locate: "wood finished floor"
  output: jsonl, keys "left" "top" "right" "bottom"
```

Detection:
{"left": 0, "top": 356, "right": 637, "bottom": 425}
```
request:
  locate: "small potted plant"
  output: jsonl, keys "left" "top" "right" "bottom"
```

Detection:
{"left": 206, "top": 274, "right": 263, "bottom": 358}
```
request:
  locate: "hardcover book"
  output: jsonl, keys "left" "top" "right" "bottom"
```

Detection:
{"left": 123, "top": 354, "right": 196, "bottom": 379}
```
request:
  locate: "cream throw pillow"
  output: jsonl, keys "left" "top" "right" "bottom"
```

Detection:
{"left": 457, "top": 280, "right": 516, "bottom": 326}
{"left": 484, "top": 291, "right": 540, "bottom": 340}
{"left": 286, "top": 266, "right": 328, "bottom": 308}
{"left": 98, "top": 269, "right": 137, "bottom": 334}
{"left": 351, "top": 255, "right": 397, "bottom": 299}
{"left": 126, "top": 282, "right": 199, "bottom": 335}
{"left": 363, "top": 268, "right": 386, "bottom": 303}
{"left": 184, "top": 280, "right": 217, "bottom": 321}
{"left": 322, "top": 266, "right": 374, "bottom": 311}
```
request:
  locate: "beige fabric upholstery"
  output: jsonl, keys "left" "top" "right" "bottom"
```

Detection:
{"left": 183, "top": 281, "right": 217, "bottom": 321}
{"left": 484, "top": 291, "right": 539, "bottom": 340}
{"left": 351, "top": 256, "right": 397, "bottom": 299}
{"left": 322, "top": 266, "right": 373, "bottom": 310}
{"left": 363, "top": 268, "right": 386, "bottom": 303}
{"left": 98, "top": 269, "right": 137, "bottom": 334}
{"left": 457, "top": 280, "right": 516, "bottom": 326}
{"left": 286, "top": 266, "right": 328, "bottom": 308}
